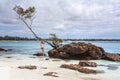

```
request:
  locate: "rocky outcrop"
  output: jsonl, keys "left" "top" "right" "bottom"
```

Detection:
{"left": 58, "top": 42, "right": 89, "bottom": 55}
{"left": 79, "top": 60, "right": 97, "bottom": 67}
{"left": 61, "top": 64, "right": 103, "bottom": 74}
{"left": 48, "top": 42, "right": 120, "bottom": 61}
{"left": 103, "top": 52, "right": 120, "bottom": 61}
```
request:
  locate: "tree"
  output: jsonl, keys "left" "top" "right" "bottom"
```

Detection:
{"left": 13, "top": 5, "right": 63, "bottom": 51}
{"left": 48, "top": 33, "right": 63, "bottom": 49}
{"left": 13, "top": 5, "right": 45, "bottom": 55}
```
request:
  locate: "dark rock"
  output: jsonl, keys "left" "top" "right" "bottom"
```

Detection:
{"left": 5, "top": 56, "right": 12, "bottom": 58}
{"left": 48, "top": 42, "right": 105, "bottom": 60}
{"left": 0, "top": 48, "right": 7, "bottom": 52}
{"left": 58, "top": 42, "right": 89, "bottom": 55}
{"left": 45, "top": 58, "right": 50, "bottom": 60}
{"left": 48, "top": 42, "right": 120, "bottom": 61}
{"left": 103, "top": 52, "right": 120, "bottom": 61}
{"left": 33, "top": 52, "right": 46, "bottom": 56}
{"left": 61, "top": 64, "right": 103, "bottom": 74}
{"left": 18, "top": 65, "right": 37, "bottom": 70}
{"left": 0, "top": 48, "right": 13, "bottom": 52}
{"left": 48, "top": 49, "right": 59, "bottom": 58}
{"left": 79, "top": 60, "right": 97, "bottom": 67}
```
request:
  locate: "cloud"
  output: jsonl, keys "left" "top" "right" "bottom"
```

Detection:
{"left": 0, "top": 0, "right": 120, "bottom": 38}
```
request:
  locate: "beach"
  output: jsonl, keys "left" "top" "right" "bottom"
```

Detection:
{"left": 0, "top": 41, "right": 120, "bottom": 80}
{"left": 0, "top": 54, "right": 120, "bottom": 80}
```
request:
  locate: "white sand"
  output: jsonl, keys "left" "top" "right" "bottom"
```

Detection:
{"left": 0, "top": 56, "right": 120, "bottom": 80}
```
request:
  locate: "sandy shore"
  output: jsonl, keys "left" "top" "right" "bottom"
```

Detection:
{"left": 0, "top": 55, "right": 120, "bottom": 80}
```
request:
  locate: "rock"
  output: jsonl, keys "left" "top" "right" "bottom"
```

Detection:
{"left": 103, "top": 52, "right": 120, "bottom": 61}
{"left": 48, "top": 49, "right": 59, "bottom": 58}
{"left": 48, "top": 49, "right": 69, "bottom": 58}
{"left": 48, "top": 42, "right": 120, "bottom": 61}
{"left": 58, "top": 42, "right": 89, "bottom": 55}
{"left": 79, "top": 60, "right": 97, "bottom": 67}
{"left": 0, "top": 48, "right": 13, "bottom": 52}
{"left": 5, "top": 56, "right": 12, "bottom": 58}
{"left": 45, "top": 58, "right": 50, "bottom": 60}
{"left": 48, "top": 42, "right": 105, "bottom": 60}
{"left": 58, "top": 52, "right": 70, "bottom": 58}
{"left": 0, "top": 48, "right": 7, "bottom": 52}
{"left": 61, "top": 64, "right": 103, "bottom": 74}
{"left": 33, "top": 52, "right": 46, "bottom": 56}
{"left": 18, "top": 65, "right": 37, "bottom": 70}
{"left": 44, "top": 72, "right": 58, "bottom": 77}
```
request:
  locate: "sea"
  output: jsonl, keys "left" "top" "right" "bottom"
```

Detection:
{"left": 0, "top": 41, "right": 120, "bottom": 77}
{"left": 0, "top": 40, "right": 120, "bottom": 55}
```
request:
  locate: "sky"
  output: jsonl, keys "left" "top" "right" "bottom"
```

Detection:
{"left": 0, "top": 0, "right": 120, "bottom": 39}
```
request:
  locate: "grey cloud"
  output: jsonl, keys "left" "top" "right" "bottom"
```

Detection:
{"left": 0, "top": 0, "right": 120, "bottom": 38}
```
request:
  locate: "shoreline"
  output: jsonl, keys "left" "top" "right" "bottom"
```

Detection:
{"left": 0, "top": 55, "right": 120, "bottom": 80}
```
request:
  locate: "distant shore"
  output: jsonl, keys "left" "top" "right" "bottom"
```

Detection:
{"left": 0, "top": 36, "right": 120, "bottom": 41}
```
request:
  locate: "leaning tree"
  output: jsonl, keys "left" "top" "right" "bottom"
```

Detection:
{"left": 13, "top": 5, "right": 63, "bottom": 55}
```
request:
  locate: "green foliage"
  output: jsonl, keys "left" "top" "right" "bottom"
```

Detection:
{"left": 49, "top": 34, "right": 63, "bottom": 42}
{"left": 48, "top": 33, "right": 63, "bottom": 49}
{"left": 13, "top": 5, "right": 63, "bottom": 49}
{"left": 13, "top": 5, "right": 35, "bottom": 19}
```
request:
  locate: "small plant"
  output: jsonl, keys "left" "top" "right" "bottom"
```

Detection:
{"left": 48, "top": 33, "right": 63, "bottom": 49}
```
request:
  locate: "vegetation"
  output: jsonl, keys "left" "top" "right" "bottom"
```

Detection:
{"left": 0, "top": 35, "right": 120, "bottom": 41}
{"left": 0, "top": 35, "right": 35, "bottom": 40}
{"left": 13, "top": 5, "right": 63, "bottom": 50}
{"left": 47, "top": 34, "right": 63, "bottom": 49}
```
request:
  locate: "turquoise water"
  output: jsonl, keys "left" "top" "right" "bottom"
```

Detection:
{"left": 0, "top": 41, "right": 120, "bottom": 75}
{"left": 0, "top": 41, "right": 52, "bottom": 55}
{"left": 0, "top": 41, "right": 120, "bottom": 55}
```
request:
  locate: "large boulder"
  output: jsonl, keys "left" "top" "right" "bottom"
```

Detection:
{"left": 58, "top": 42, "right": 89, "bottom": 55}
{"left": 57, "top": 42, "right": 105, "bottom": 59}
{"left": 48, "top": 42, "right": 120, "bottom": 61}
{"left": 48, "top": 42, "right": 105, "bottom": 59}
